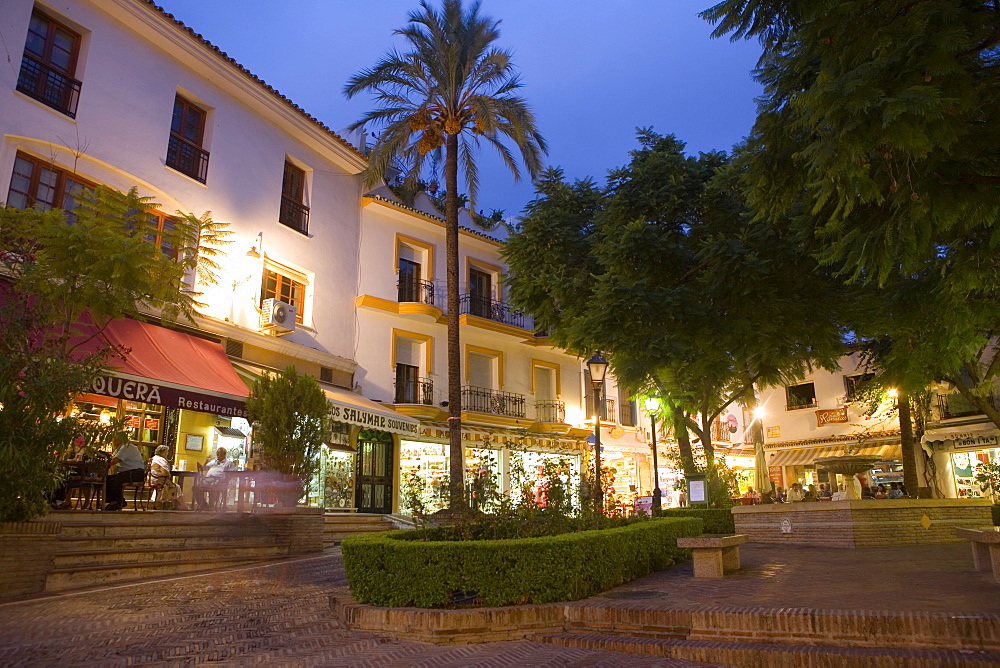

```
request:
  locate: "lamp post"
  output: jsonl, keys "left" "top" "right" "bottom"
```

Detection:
{"left": 644, "top": 396, "right": 662, "bottom": 516}
{"left": 587, "top": 352, "right": 609, "bottom": 513}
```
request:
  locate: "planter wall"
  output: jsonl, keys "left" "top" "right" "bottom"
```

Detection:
{"left": 0, "top": 521, "right": 61, "bottom": 601}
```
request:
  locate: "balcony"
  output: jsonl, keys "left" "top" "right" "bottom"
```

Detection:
{"left": 460, "top": 293, "right": 530, "bottom": 329}
{"left": 397, "top": 278, "right": 435, "bottom": 305}
{"left": 17, "top": 55, "right": 81, "bottom": 118}
{"left": 585, "top": 395, "right": 616, "bottom": 422}
{"left": 535, "top": 400, "right": 566, "bottom": 424}
{"left": 462, "top": 386, "right": 526, "bottom": 418}
{"left": 394, "top": 377, "right": 434, "bottom": 405}
{"left": 279, "top": 195, "right": 309, "bottom": 234}
{"left": 166, "top": 133, "right": 210, "bottom": 183}
{"left": 936, "top": 392, "right": 1000, "bottom": 420}
{"left": 711, "top": 419, "right": 733, "bottom": 443}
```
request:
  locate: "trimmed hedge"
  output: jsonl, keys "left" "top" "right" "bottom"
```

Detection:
{"left": 342, "top": 516, "right": 702, "bottom": 608}
{"left": 659, "top": 507, "right": 735, "bottom": 534}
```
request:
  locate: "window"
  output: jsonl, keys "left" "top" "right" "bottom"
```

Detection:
{"left": 7, "top": 153, "right": 89, "bottom": 213}
{"left": 468, "top": 267, "right": 492, "bottom": 318}
{"left": 392, "top": 331, "right": 433, "bottom": 404}
{"left": 17, "top": 9, "right": 82, "bottom": 117}
{"left": 166, "top": 95, "right": 209, "bottom": 182}
{"left": 395, "top": 236, "right": 434, "bottom": 304}
{"left": 844, "top": 373, "right": 876, "bottom": 402}
{"left": 786, "top": 382, "right": 817, "bottom": 410}
{"left": 261, "top": 265, "right": 305, "bottom": 324}
{"left": 278, "top": 161, "right": 309, "bottom": 233}
{"left": 144, "top": 211, "right": 179, "bottom": 259}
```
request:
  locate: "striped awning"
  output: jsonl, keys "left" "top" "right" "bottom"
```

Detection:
{"left": 767, "top": 443, "right": 902, "bottom": 467}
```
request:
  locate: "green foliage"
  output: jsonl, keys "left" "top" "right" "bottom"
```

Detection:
{"left": 504, "top": 131, "right": 850, "bottom": 473}
{"left": 245, "top": 366, "right": 329, "bottom": 497}
{"left": 0, "top": 193, "right": 225, "bottom": 522}
{"left": 659, "top": 507, "right": 735, "bottom": 534}
{"left": 342, "top": 517, "right": 702, "bottom": 607}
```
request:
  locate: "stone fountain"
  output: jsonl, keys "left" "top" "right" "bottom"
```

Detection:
{"left": 813, "top": 454, "right": 882, "bottom": 499}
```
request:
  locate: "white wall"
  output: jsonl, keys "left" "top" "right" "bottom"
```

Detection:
{"left": 0, "top": 0, "right": 364, "bottom": 362}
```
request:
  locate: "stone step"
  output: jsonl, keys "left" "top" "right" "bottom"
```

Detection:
{"left": 55, "top": 522, "right": 269, "bottom": 538}
{"left": 58, "top": 532, "right": 278, "bottom": 552}
{"left": 44, "top": 511, "right": 240, "bottom": 525}
{"left": 45, "top": 555, "right": 285, "bottom": 592}
{"left": 54, "top": 543, "right": 285, "bottom": 568}
{"left": 322, "top": 523, "right": 391, "bottom": 533}
{"left": 537, "top": 632, "right": 1000, "bottom": 668}
{"left": 563, "top": 605, "right": 1000, "bottom": 653}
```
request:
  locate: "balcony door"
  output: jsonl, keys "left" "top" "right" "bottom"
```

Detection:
{"left": 355, "top": 430, "right": 393, "bottom": 514}
{"left": 398, "top": 257, "right": 421, "bottom": 302}
{"left": 469, "top": 268, "right": 492, "bottom": 318}
{"left": 395, "top": 363, "right": 419, "bottom": 403}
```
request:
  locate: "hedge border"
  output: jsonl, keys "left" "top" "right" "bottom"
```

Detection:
{"left": 342, "top": 516, "right": 702, "bottom": 608}
{"left": 659, "top": 507, "right": 735, "bottom": 534}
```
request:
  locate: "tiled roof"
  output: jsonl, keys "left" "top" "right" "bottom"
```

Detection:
{"left": 363, "top": 193, "right": 502, "bottom": 244}
{"left": 141, "top": 1, "right": 366, "bottom": 161}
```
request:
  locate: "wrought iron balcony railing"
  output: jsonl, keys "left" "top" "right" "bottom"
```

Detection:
{"left": 535, "top": 400, "right": 566, "bottom": 424}
{"left": 462, "top": 386, "right": 526, "bottom": 418}
{"left": 460, "top": 293, "right": 529, "bottom": 329}
{"left": 17, "top": 54, "right": 81, "bottom": 118}
{"left": 586, "top": 395, "right": 616, "bottom": 422}
{"left": 166, "top": 133, "right": 210, "bottom": 183}
{"left": 394, "top": 377, "right": 434, "bottom": 405}
{"left": 397, "top": 278, "right": 435, "bottom": 305}
{"left": 936, "top": 392, "right": 999, "bottom": 420}
{"left": 711, "top": 418, "right": 733, "bottom": 443}
{"left": 279, "top": 195, "right": 309, "bottom": 234}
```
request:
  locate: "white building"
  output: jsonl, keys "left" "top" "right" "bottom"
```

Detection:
{"left": 1, "top": 0, "right": 418, "bottom": 507}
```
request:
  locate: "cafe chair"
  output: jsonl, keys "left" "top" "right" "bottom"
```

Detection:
{"left": 122, "top": 461, "right": 151, "bottom": 511}
{"left": 69, "top": 452, "right": 111, "bottom": 510}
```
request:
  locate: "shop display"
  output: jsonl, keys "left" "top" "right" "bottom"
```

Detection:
{"left": 321, "top": 449, "right": 355, "bottom": 510}
{"left": 952, "top": 450, "right": 997, "bottom": 499}
{"left": 398, "top": 441, "right": 449, "bottom": 514}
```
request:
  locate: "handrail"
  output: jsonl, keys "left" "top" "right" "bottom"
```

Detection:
{"left": 17, "top": 54, "right": 81, "bottom": 118}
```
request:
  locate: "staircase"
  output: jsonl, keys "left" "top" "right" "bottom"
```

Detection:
{"left": 533, "top": 604, "right": 1000, "bottom": 667}
{"left": 45, "top": 511, "right": 288, "bottom": 593}
{"left": 322, "top": 513, "right": 393, "bottom": 548}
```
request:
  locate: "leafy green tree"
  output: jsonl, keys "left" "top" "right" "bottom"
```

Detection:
{"left": 345, "top": 0, "right": 546, "bottom": 511}
{"left": 245, "top": 366, "right": 329, "bottom": 502}
{"left": 704, "top": 1, "right": 1000, "bottom": 489}
{"left": 0, "top": 186, "right": 229, "bottom": 521}
{"left": 504, "top": 131, "right": 850, "bottom": 501}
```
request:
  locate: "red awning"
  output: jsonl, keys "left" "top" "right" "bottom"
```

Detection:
{"left": 79, "top": 319, "right": 249, "bottom": 417}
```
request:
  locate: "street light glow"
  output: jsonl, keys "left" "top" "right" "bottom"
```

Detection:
{"left": 644, "top": 396, "right": 658, "bottom": 412}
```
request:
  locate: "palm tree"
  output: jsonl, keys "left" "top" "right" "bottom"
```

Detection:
{"left": 345, "top": 0, "right": 546, "bottom": 512}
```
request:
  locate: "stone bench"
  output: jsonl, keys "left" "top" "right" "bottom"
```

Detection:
{"left": 955, "top": 527, "right": 1000, "bottom": 582}
{"left": 676, "top": 534, "right": 748, "bottom": 578}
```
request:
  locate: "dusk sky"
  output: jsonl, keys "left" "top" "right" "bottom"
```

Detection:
{"left": 156, "top": 0, "right": 764, "bottom": 218}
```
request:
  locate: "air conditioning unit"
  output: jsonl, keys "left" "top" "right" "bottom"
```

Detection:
{"left": 260, "top": 298, "right": 296, "bottom": 334}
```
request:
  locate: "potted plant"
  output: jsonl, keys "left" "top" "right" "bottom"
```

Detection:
{"left": 245, "top": 366, "right": 329, "bottom": 508}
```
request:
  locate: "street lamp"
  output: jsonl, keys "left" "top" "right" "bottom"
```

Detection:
{"left": 587, "top": 352, "right": 608, "bottom": 513}
{"left": 644, "top": 396, "right": 662, "bottom": 516}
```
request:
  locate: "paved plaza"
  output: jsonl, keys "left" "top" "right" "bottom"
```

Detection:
{"left": 0, "top": 542, "right": 997, "bottom": 666}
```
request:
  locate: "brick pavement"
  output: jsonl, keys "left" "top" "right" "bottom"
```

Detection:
{"left": 0, "top": 549, "right": 706, "bottom": 667}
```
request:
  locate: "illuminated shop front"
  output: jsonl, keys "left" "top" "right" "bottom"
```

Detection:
{"left": 397, "top": 423, "right": 585, "bottom": 515}
{"left": 924, "top": 427, "right": 1000, "bottom": 499}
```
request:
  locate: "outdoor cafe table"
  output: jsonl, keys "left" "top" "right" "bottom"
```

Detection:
{"left": 171, "top": 470, "right": 288, "bottom": 513}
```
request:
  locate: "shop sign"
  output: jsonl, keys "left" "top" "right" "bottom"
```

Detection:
{"left": 144, "top": 418, "right": 160, "bottom": 431}
{"left": 816, "top": 407, "right": 849, "bottom": 426}
{"left": 329, "top": 404, "right": 418, "bottom": 436}
{"left": 766, "top": 426, "right": 781, "bottom": 439}
{"left": 89, "top": 375, "right": 247, "bottom": 418}
{"left": 125, "top": 415, "right": 141, "bottom": 428}
{"left": 768, "top": 465, "right": 784, "bottom": 487}
{"left": 953, "top": 433, "right": 1000, "bottom": 450}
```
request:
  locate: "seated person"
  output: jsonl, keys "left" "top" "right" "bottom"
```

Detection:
{"left": 874, "top": 484, "right": 888, "bottom": 499}
{"left": 104, "top": 440, "right": 146, "bottom": 511}
{"left": 194, "top": 447, "right": 235, "bottom": 510}
{"left": 149, "top": 445, "right": 189, "bottom": 510}
{"left": 887, "top": 481, "right": 905, "bottom": 499}
{"left": 786, "top": 483, "right": 806, "bottom": 502}
{"left": 818, "top": 483, "right": 833, "bottom": 499}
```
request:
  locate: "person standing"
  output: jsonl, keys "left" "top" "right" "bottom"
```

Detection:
{"left": 104, "top": 440, "right": 145, "bottom": 511}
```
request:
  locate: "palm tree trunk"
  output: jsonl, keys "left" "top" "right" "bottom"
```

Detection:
{"left": 445, "top": 132, "right": 465, "bottom": 512}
